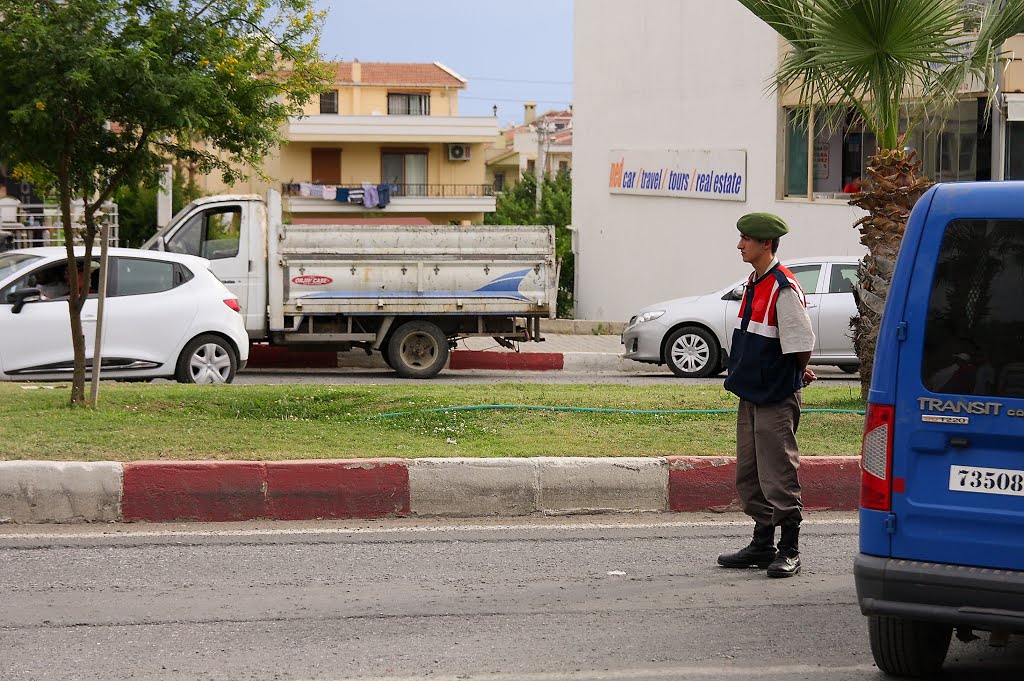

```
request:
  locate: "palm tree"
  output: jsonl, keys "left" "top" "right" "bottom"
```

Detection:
{"left": 737, "top": 0, "right": 1024, "bottom": 396}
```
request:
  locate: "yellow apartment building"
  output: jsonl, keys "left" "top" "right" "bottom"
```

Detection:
{"left": 201, "top": 61, "right": 498, "bottom": 224}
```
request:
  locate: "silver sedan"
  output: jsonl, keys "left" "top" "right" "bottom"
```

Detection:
{"left": 621, "top": 256, "right": 862, "bottom": 378}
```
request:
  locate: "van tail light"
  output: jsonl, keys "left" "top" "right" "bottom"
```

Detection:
{"left": 223, "top": 298, "right": 241, "bottom": 313}
{"left": 861, "top": 402, "right": 894, "bottom": 511}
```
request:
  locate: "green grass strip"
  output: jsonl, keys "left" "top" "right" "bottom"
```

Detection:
{"left": 378, "top": 404, "right": 866, "bottom": 418}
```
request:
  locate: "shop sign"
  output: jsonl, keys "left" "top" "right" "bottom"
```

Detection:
{"left": 608, "top": 149, "right": 746, "bottom": 201}
{"left": 814, "top": 142, "right": 829, "bottom": 179}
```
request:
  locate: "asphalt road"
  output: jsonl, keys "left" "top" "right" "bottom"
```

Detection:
{"left": 3, "top": 513, "right": 1021, "bottom": 680}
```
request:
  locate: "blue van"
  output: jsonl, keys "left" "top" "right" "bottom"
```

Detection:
{"left": 855, "top": 182, "right": 1024, "bottom": 677}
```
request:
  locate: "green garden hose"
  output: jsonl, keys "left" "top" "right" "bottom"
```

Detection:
{"left": 378, "top": 404, "right": 865, "bottom": 418}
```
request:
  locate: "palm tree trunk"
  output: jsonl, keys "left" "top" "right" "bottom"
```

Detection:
{"left": 849, "top": 145, "right": 933, "bottom": 399}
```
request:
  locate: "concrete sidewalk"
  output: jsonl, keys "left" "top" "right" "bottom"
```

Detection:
{"left": 0, "top": 456, "right": 862, "bottom": 524}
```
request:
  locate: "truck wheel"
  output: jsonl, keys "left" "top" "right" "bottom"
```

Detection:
{"left": 868, "top": 615, "right": 951, "bottom": 678}
{"left": 175, "top": 334, "right": 238, "bottom": 384}
{"left": 664, "top": 326, "right": 720, "bottom": 378}
{"left": 387, "top": 321, "right": 449, "bottom": 379}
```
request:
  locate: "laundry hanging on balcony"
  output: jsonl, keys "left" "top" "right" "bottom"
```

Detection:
{"left": 361, "top": 183, "right": 379, "bottom": 208}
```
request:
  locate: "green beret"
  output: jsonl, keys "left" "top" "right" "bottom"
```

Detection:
{"left": 737, "top": 212, "right": 789, "bottom": 240}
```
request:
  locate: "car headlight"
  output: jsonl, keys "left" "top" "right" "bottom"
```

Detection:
{"left": 634, "top": 310, "right": 665, "bottom": 325}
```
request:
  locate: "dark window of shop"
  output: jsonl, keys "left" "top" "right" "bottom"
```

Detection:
{"left": 388, "top": 93, "right": 429, "bottom": 115}
{"left": 922, "top": 219, "right": 1024, "bottom": 397}
{"left": 320, "top": 90, "right": 339, "bottom": 114}
{"left": 1005, "top": 121, "right": 1024, "bottom": 180}
{"left": 783, "top": 101, "right": 985, "bottom": 199}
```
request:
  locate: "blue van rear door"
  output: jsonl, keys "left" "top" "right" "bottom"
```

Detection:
{"left": 892, "top": 192, "right": 1024, "bottom": 571}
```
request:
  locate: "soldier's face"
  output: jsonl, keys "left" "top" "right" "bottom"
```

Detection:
{"left": 737, "top": 235, "right": 770, "bottom": 263}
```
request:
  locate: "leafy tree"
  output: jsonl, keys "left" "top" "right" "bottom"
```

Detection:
{"left": 0, "top": 0, "right": 328, "bottom": 405}
{"left": 114, "top": 165, "right": 202, "bottom": 248}
{"left": 486, "top": 171, "right": 575, "bottom": 318}
{"left": 738, "top": 0, "right": 1024, "bottom": 396}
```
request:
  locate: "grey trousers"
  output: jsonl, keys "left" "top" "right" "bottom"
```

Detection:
{"left": 735, "top": 391, "right": 803, "bottom": 527}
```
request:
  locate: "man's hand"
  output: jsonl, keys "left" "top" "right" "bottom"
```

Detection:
{"left": 802, "top": 368, "right": 817, "bottom": 387}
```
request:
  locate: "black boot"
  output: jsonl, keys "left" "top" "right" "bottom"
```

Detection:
{"left": 717, "top": 523, "right": 777, "bottom": 568}
{"left": 766, "top": 522, "right": 801, "bottom": 578}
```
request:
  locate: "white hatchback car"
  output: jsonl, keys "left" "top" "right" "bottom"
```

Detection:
{"left": 622, "top": 256, "right": 861, "bottom": 378}
{"left": 0, "top": 247, "right": 249, "bottom": 383}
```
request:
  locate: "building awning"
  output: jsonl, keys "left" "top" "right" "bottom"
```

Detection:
{"left": 1006, "top": 94, "right": 1024, "bottom": 121}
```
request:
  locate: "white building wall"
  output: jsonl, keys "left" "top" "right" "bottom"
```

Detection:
{"left": 572, "top": 0, "right": 865, "bottom": 321}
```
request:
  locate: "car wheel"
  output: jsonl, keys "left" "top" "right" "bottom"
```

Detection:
{"left": 664, "top": 326, "right": 720, "bottom": 378}
{"left": 839, "top": 364, "right": 860, "bottom": 374}
{"left": 387, "top": 321, "right": 449, "bottom": 379}
{"left": 868, "top": 615, "right": 951, "bottom": 678}
{"left": 175, "top": 334, "right": 238, "bottom": 384}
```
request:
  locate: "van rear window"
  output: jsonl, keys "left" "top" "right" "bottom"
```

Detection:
{"left": 922, "top": 219, "right": 1024, "bottom": 398}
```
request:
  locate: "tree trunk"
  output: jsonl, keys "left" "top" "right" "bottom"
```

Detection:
{"left": 58, "top": 172, "right": 88, "bottom": 406}
{"left": 849, "top": 146, "right": 932, "bottom": 399}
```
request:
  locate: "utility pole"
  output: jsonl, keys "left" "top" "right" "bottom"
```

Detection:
{"left": 534, "top": 119, "right": 549, "bottom": 211}
{"left": 156, "top": 163, "right": 173, "bottom": 229}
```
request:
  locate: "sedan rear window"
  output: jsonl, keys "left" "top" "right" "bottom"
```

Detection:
{"left": 112, "top": 258, "right": 192, "bottom": 296}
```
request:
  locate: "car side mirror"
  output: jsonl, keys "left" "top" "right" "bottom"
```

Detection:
{"left": 723, "top": 285, "right": 745, "bottom": 301}
{"left": 9, "top": 287, "right": 42, "bottom": 314}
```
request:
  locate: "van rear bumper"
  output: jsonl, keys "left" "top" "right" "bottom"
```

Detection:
{"left": 855, "top": 553, "right": 1024, "bottom": 631}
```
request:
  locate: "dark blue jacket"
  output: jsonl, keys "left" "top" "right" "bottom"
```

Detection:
{"left": 723, "top": 263, "right": 803, "bottom": 405}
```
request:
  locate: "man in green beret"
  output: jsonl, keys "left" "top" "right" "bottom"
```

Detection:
{"left": 718, "top": 212, "right": 816, "bottom": 578}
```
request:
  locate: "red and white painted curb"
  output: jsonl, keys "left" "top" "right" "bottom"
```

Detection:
{"left": 245, "top": 345, "right": 651, "bottom": 373}
{"left": 0, "top": 457, "right": 861, "bottom": 524}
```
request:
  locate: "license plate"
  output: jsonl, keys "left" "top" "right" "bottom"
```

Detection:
{"left": 949, "top": 465, "right": 1024, "bottom": 497}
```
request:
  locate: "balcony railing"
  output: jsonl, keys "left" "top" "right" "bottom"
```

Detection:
{"left": 0, "top": 202, "right": 120, "bottom": 250}
{"left": 281, "top": 183, "right": 495, "bottom": 201}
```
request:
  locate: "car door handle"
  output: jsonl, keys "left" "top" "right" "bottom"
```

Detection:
{"left": 82, "top": 315, "right": 97, "bottom": 322}
{"left": 807, "top": 304, "right": 818, "bottom": 309}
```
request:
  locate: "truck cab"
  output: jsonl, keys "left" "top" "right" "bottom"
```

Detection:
{"left": 145, "top": 194, "right": 269, "bottom": 339}
{"left": 855, "top": 182, "right": 1024, "bottom": 677}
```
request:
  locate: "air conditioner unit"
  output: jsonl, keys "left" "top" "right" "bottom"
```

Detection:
{"left": 448, "top": 143, "right": 471, "bottom": 161}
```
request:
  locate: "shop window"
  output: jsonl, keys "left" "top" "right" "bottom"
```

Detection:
{"left": 783, "top": 100, "right": 982, "bottom": 199}
{"left": 1006, "top": 122, "right": 1024, "bottom": 180}
{"left": 388, "top": 93, "right": 430, "bottom": 115}
{"left": 785, "top": 111, "right": 809, "bottom": 197}
{"left": 320, "top": 90, "right": 338, "bottom": 114}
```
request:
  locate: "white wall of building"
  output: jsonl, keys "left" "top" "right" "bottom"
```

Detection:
{"left": 572, "top": 0, "right": 866, "bottom": 321}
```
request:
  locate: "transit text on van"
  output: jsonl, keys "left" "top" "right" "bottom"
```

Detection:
{"left": 917, "top": 398, "right": 1003, "bottom": 415}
